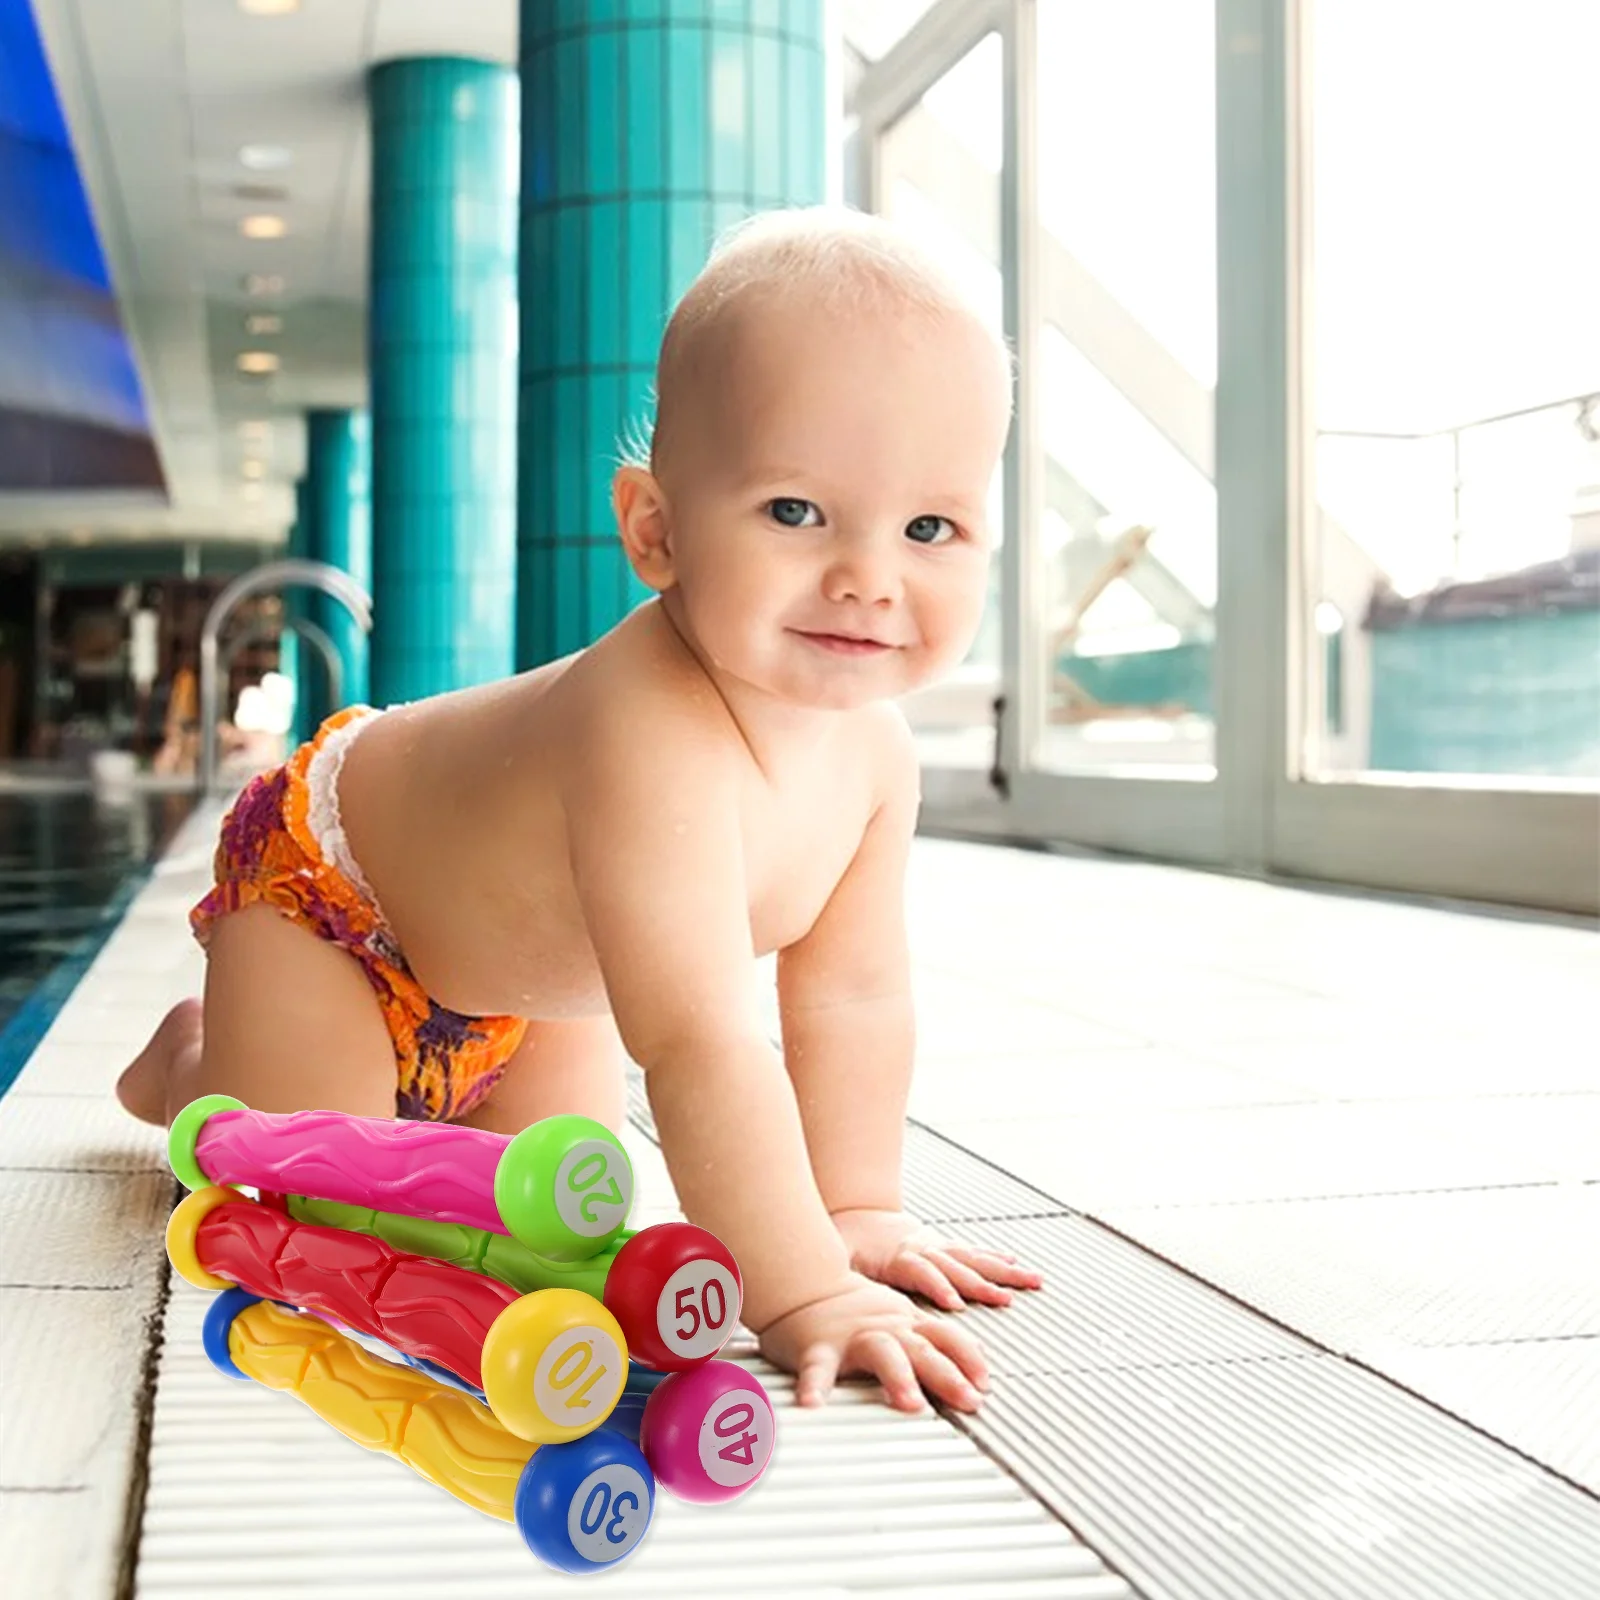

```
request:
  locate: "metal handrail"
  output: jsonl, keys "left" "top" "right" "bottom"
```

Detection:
{"left": 1316, "top": 390, "right": 1598, "bottom": 443}
{"left": 222, "top": 615, "right": 345, "bottom": 713}
{"left": 1318, "top": 391, "right": 1599, "bottom": 576}
{"left": 199, "top": 559, "right": 372, "bottom": 794}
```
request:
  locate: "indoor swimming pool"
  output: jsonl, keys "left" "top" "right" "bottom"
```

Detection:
{"left": 0, "top": 789, "right": 193, "bottom": 1097}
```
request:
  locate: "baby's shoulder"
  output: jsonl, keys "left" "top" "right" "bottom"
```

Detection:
{"left": 552, "top": 612, "right": 742, "bottom": 775}
{"left": 850, "top": 700, "right": 920, "bottom": 802}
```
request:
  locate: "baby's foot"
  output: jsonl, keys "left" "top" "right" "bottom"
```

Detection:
{"left": 116, "top": 998, "right": 203, "bottom": 1126}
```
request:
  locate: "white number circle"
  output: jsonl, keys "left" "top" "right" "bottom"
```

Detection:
{"left": 554, "top": 1140, "right": 633, "bottom": 1239}
{"left": 656, "top": 1259, "right": 742, "bottom": 1362}
{"left": 566, "top": 1463, "right": 651, "bottom": 1565}
{"left": 533, "top": 1323, "right": 626, "bottom": 1427}
{"left": 698, "top": 1388, "right": 775, "bottom": 1489}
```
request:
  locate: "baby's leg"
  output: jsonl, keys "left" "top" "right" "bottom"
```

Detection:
{"left": 455, "top": 1014, "right": 629, "bottom": 1136}
{"left": 117, "top": 903, "right": 398, "bottom": 1126}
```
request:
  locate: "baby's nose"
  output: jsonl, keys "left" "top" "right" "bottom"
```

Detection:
{"left": 822, "top": 537, "right": 901, "bottom": 605}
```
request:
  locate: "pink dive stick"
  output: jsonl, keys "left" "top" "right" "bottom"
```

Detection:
{"left": 167, "top": 1095, "right": 635, "bottom": 1263}
{"left": 197, "top": 1107, "right": 503, "bottom": 1230}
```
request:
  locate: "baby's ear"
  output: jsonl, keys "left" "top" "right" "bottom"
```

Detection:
{"left": 613, "top": 466, "right": 675, "bottom": 592}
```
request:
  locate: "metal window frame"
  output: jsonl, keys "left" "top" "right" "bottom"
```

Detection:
{"left": 851, "top": 0, "right": 1599, "bottom": 916}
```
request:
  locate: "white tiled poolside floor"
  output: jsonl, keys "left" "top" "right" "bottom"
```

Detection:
{"left": 2, "top": 812, "right": 1596, "bottom": 1596}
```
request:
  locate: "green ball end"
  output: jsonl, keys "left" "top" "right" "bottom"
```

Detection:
{"left": 493, "top": 1115, "right": 634, "bottom": 1262}
{"left": 167, "top": 1094, "right": 247, "bottom": 1191}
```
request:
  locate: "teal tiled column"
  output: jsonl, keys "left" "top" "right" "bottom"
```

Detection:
{"left": 368, "top": 58, "right": 519, "bottom": 704}
{"left": 303, "top": 408, "right": 372, "bottom": 710}
{"left": 284, "top": 485, "right": 315, "bottom": 746}
{"left": 516, "top": 0, "right": 827, "bottom": 666}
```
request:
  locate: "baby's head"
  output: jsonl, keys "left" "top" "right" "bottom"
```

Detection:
{"left": 614, "top": 207, "right": 1012, "bottom": 712}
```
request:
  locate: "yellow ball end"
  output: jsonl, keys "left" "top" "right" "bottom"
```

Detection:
{"left": 480, "top": 1288, "right": 628, "bottom": 1445}
{"left": 166, "top": 1185, "right": 243, "bottom": 1291}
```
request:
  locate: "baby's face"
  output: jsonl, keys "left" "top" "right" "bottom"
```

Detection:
{"left": 658, "top": 295, "right": 1010, "bottom": 713}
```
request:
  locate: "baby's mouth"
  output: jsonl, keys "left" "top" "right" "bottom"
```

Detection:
{"left": 792, "top": 630, "right": 897, "bottom": 656}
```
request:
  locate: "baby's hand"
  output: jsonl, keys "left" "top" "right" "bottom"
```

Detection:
{"left": 831, "top": 1208, "right": 1045, "bottom": 1311}
{"left": 757, "top": 1274, "right": 989, "bottom": 1413}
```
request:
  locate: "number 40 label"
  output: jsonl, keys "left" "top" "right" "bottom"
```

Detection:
{"left": 698, "top": 1390, "right": 774, "bottom": 1489}
{"left": 657, "top": 1258, "right": 742, "bottom": 1362}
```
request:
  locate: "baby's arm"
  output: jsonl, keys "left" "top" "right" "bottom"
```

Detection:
{"left": 779, "top": 717, "right": 1044, "bottom": 1309}
{"left": 562, "top": 689, "right": 988, "bottom": 1409}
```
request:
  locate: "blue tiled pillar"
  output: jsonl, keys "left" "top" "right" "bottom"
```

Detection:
{"left": 367, "top": 58, "right": 519, "bottom": 704}
{"left": 303, "top": 409, "right": 372, "bottom": 710}
{"left": 516, "top": 0, "right": 828, "bottom": 666}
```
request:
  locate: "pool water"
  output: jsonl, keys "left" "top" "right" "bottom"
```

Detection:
{"left": 0, "top": 789, "right": 194, "bottom": 1096}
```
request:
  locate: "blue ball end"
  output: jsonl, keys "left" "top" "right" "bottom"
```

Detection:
{"left": 201, "top": 1287, "right": 261, "bottom": 1380}
{"left": 514, "top": 1428, "right": 655, "bottom": 1574}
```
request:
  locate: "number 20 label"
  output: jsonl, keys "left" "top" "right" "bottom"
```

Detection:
{"left": 657, "top": 1259, "right": 742, "bottom": 1362}
{"left": 554, "top": 1141, "right": 633, "bottom": 1238}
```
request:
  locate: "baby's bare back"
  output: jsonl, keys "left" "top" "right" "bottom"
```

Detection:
{"left": 338, "top": 604, "right": 885, "bottom": 1024}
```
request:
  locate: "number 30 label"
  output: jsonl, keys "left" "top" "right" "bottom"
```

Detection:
{"left": 567, "top": 1463, "right": 651, "bottom": 1564}
{"left": 657, "top": 1259, "right": 742, "bottom": 1362}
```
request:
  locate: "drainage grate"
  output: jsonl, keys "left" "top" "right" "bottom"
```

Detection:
{"left": 132, "top": 1113, "right": 1132, "bottom": 1600}
{"left": 134, "top": 1094, "right": 1600, "bottom": 1598}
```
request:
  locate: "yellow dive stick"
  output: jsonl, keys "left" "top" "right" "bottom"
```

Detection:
{"left": 225, "top": 1297, "right": 533, "bottom": 1519}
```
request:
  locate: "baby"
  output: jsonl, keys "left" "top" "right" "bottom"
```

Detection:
{"left": 118, "top": 207, "right": 1041, "bottom": 1413}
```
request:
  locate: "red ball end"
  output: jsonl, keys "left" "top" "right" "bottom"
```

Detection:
{"left": 603, "top": 1222, "right": 742, "bottom": 1371}
{"left": 639, "top": 1362, "right": 775, "bottom": 1503}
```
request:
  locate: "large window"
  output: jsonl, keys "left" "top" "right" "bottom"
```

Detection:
{"left": 1031, "top": 1, "right": 1217, "bottom": 777}
{"left": 1301, "top": 1, "right": 1600, "bottom": 784}
{"left": 847, "top": 0, "right": 1599, "bottom": 913}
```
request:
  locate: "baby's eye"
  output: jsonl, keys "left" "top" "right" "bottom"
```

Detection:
{"left": 905, "top": 514, "right": 957, "bottom": 546}
{"left": 767, "top": 497, "right": 822, "bottom": 528}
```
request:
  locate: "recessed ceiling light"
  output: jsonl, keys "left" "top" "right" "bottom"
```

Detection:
{"left": 245, "top": 313, "right": 282, "bottom": 335}
{"left": 242, "top": 273, "right": 285, "bottom": 297}
{"left": 238, "top": 0, "right": 300, "bottom": 15}
{"left": 237, "top": 351, "right": 280, "bottom": 375}
{"left": 239, "top": 144, "right": 293, "bottom": 171}
{"left": 240, "top": 460, "right": 267, "bottom": 480}
{"left": 240, "top": 214, "right": 287, "bottom": 240}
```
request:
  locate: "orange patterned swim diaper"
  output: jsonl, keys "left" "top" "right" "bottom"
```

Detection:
{"left": 189, "top": 706, "right": 528, "bottom": 1121}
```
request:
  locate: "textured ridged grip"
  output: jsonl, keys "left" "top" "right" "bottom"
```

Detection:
{"left": 225, "top": 1297, "right": 533, "bottom": 1519}
{"left": 285, "top": 1194, "right": 627, "bottom": 1300}
{"left": 193, "top": 1107, "right": 508, "bottom": 1232}
{"left": 192, "top": 1192, "right": 518, "bottom": 1390}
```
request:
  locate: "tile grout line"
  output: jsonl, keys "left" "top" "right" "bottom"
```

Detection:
{"left": 114, "top": 1189, "right": 176, "bottom": 1600}
{"left": 1000, "top": 1176, "right": 1600, "bottom": 1506}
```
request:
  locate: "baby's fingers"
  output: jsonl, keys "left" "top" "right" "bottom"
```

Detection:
{"left": 926, "top": 1248, "right": 1016, "bottom": 1306}
{"left": 916, "top": 1312, "right": 992, "bottom": 1396}
{"left": 900, "top": 1329, "right": 983, "bottom": 1413}
{"left": 795, "top": 1341, "right": 842, "bottom": 1408}
{"left": 944, "top": 1245, "right": 1045, "bottom": 1291}
{"left": 849, "top": 1330, "right": 925, "bottom": 1413}
{"left": 879, "top": 1250, "right": 963, "bottom": 1311}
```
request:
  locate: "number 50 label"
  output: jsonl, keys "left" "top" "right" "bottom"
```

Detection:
{"left": 657, "top": 1259, "right": 742, "bottom": 1362}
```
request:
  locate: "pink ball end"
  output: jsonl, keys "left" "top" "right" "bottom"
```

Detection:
{"left": 637, "top": 1361, "right": 775, "bottom": 1504}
